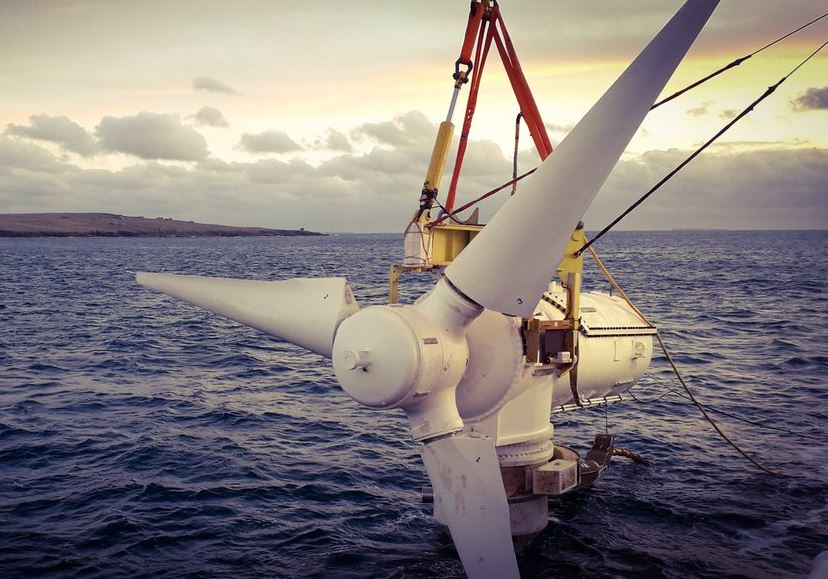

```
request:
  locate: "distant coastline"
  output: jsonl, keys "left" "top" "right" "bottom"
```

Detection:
{"left": 0, "top": 213, "right": 323, "bottom": 238}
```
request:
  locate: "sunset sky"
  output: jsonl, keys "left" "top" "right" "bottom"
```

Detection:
{"left": 2, "top": 0, "right": 826, "bottom": 232}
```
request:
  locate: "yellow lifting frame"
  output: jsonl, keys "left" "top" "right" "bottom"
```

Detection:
{"left": 389, "top": 222, "right": 586, "bottom": 310}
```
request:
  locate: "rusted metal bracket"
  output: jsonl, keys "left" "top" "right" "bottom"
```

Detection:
{"left": 578, "top": 434, "right": 615, "bottom": 488}
{"left": 523, "top": 318, "right": 575, "bottom": 365}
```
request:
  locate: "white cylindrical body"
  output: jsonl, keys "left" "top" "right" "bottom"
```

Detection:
{"left": 535, "top": 289, "right": 655, "bottom": 406}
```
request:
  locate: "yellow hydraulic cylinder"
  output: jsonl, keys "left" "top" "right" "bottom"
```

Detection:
{"left": 556, "top": 223, "right": 586, "bottom": 403}
{"left": 423, "top": 121, "right": 455, "bottom": 193}
{"left": 557, "top": 224, "right": 586, "bottom": 281}
{"left": 557, "top": 224, "right": 586, "bottom": 325}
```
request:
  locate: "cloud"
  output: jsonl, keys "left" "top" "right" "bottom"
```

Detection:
{"left": 192, "top": 76, "right": 238, "bottom": 95}
{"left": 707, "top": 139, "right": 811, "bottom": 153}
{"left": 0, "top": 110, "right": 507, "bottom": 231}
{"left": 5, "top": 114, "right": 98, "bottom": 156}
{"left": 95, "top": 112, "right": 209, "bottom": 161}
{"left": 320, "top": 129, "right": 352, "bottom": 152}
{"left": 720, "top": 109, "right": 739, "bottom": 120}
{"left": 353, "top": 120, "right": 410, "bottom": 146}
{"left": 545, "top": 122, "right": 575, "bottom": 133}
{"left": 191, "top": 106, "right": 229, "bottom": 127}
{"left": 584, "top": 146, "right": 828, "bottom": 230}
{"left": 791, "top": 87, "right": 828, "bottom": 112}
{"left": 352, "top": 111, "right": 434, "bottom": 148}
{"left": 2, "top": 110, "right": 825, "bottom": 233}
{"left": 0, "top": 136, "right": 73, "bottom": 174}
{"left": 238, "top": 130, "right": 302, "bottom": 154}
{"left": 686, "top": 100, "right": 713, "bottom": 117}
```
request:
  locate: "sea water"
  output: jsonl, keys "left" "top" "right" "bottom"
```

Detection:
{"left": 1, "top": 231, "right": 826, "bottom": 578}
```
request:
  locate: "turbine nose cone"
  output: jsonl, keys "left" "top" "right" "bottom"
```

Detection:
{"left": 332, "top": 306, "right": 426, "bottom": 409}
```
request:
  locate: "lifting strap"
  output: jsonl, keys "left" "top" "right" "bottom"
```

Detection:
{"left": 442, "top": 1, "right": 553, "bottom": 213}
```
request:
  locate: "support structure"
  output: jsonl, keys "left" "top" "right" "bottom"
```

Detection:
{"left": 443, "top": 0, "right": 553, "bottom": 213}
{"left": 393, "top": 0, "right": 554, "bottom": 302}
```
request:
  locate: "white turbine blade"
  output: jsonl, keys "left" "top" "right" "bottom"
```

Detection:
{"left": 136, "top": 273, "right": 359, "bottom": 357}
{"left": 446, "top": 0, "right": 719, "bottom": 317}
{"left": 420, "top": 435, "right": 519, "bottom": 579}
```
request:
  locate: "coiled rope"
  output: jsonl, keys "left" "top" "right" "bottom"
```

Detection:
{"left": 612, "top": 447, "right": 651, "bottom": 466}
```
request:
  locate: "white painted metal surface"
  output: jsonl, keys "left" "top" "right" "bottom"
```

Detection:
{"left": 542, "top": 290, "right": 657, "bottom": 336}
{"left": 445, "top": 0, "right": 719, "bottom": 317}
{"left": 455, "top": 309, "right": 523, "bottom": 421}
{"left": 535, "top": 290, "right": 655, "bottom": 406}
{"left": 458, "top": 288, "right": 656, "bottom": 449}
{"left": 332, "top": 306, "right": 430, "bottom": 408}
{"left": 135, "top": 273, "right": 358, "bottom": 358}
{"left": 420, "top": 435, "right": 520, "bottom": 579}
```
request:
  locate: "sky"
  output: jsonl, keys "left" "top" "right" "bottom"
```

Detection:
{"left": 1, "top": 0, "right": 826, "bottom": 232}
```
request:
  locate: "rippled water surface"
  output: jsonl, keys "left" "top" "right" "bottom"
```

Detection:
{"left": 1, "top": 231, "right": 826, "bottom": 578}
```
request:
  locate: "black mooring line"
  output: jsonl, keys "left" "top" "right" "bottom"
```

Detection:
{"left": 577, "top": 38, "right": 828, "bottom": 256}
{"left": 651, "top": 10, "right": 828, "bottom": 110}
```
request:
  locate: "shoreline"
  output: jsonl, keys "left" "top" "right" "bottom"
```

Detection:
{"left": 0, "top": 213, "right": 323, "bottom": 238}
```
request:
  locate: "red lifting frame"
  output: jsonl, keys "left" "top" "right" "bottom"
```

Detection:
{"left": 443, "top": 2, "right": 553, "bottom": 213}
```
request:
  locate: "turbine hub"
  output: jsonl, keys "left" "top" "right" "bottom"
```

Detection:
{"left": 333, "top": 305, "right": 440, "bottom": 410}
{"left": 332, "top": 279, "right": 481, "bottom": 441}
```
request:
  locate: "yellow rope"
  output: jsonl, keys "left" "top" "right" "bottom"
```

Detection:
{"left": 587, "top": 247, "right": 779, "bottom": 476}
